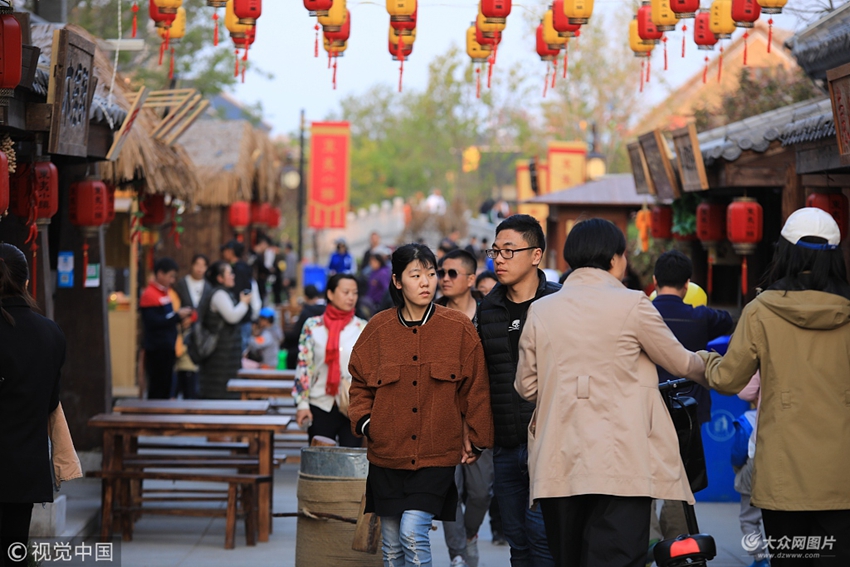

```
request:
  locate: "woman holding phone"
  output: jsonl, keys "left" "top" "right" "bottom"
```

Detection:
{"left": 349, "top": 243, "right": 493, "bottom": 567}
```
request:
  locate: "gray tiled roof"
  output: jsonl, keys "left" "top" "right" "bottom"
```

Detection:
{"left": 785, "top": 1, "right": 850, "bottom": 81}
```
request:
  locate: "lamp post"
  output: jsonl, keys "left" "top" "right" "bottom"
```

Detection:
{"left": 297, "top": 109, "right": 306, "bottom": 262}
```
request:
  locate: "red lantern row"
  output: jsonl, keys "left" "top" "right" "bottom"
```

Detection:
{"left": 696, "top": 201, "right": 726, "bottom": 246}
{"left": 69, "top": 180, "right": 109, "bottom": 229}
{"left": 0, "top": 14, "right": 23, "bottom": 91}
{"left": 229, "top": 201, "right": 280, "bottom": 231}
{"left": 10, "top": 162, "right": 59, "bottom": 222}
{"left": 651, "top": 205, "right": 673, "bottom": 239}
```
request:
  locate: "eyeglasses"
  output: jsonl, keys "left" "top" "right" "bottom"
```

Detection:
{"left": 484, "top": 247, "right": 538, "bottom": 260}
{"left": 437, "top": 268, "right": 471, "bottom": 279}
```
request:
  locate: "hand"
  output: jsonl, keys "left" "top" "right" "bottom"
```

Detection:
{"left": 177, "top": 307, "right": 193, "bottom": 318}
{"left": 239, "top": 291, "right": 252, "bottom": 304}
{"left": 460, "top": 420, "right": 479, "bottom": 465}
{"left": 296, "top": 408, "right": 313, "bottom": 428}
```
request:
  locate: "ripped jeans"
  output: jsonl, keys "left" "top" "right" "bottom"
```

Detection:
{"left": 380, "top": 510, "right": 435, "bottom": 567}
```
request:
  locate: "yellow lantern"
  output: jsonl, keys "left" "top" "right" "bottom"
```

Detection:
{"left": 629, "top": 17, "right": 654, "bottom": 57}
{"left": 651, "top": 0, "right": 678, "bottom": 32}
{"left": 389, "top": 25, "right": 416, "bottom": 47}
{"left": 386, "top": 0, "right": 416, "bottom": 22}
{"left": 318, "top": 0, "right": 347, "bottom": 33}
{"left": 323, "top": 37, "right": 347, "bottom": 56}
{"left": 562, "top": 0, "right": 594, "bottom": 25}
{"left": 225, "top": 0, "right": 252, "bottom": 38}
{"left": 709, "top": 0, "right": 736, "bottom": 39}
{"left": 757, "top": 0, "right": 786, "bottom": 14}
{"left": 158, "top": 7, "right": 185, "bottom": 40}
{"left": 154, "top": 0, "right": 182, "bottom": 15}
{"left": 466, "top": 25, "right": 491, "bottom": 61}
{"left": 476, "top": 12, "right": 506, "bottom": 39}
{"left": 543, "top": 10, "right": 567, "bottom": 50}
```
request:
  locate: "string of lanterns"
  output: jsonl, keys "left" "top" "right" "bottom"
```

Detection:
{"left": 465, "top": 1, "right": 511, "bottom": 98}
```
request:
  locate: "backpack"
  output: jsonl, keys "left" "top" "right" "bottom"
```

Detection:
{"left": 731, "top": 410, "right": 756, "bottom": 468}
{"left": 184, "top": 287, "right": 224, "bottom": 365}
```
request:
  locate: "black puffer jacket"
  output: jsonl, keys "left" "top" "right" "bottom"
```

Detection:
{"left": 477, "top": 270, "right": 560, "bottom": 448}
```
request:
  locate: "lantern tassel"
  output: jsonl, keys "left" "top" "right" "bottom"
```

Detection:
{"left": 213, "top": 12, "right": 219, "bottom": 46}
{"left": 132, "top": 2, "right": 138, "bottom": 38}
{"left": 168, "top": 47, "right": 175, "bottom": 79}
{"left": 741, "top": 256, "right": 748, "bottom": 297}
{"left": 767, "top": 19, "right": 773, "bottom": 53}
{"left": 717, "top": 46, "right": 723, "bottom": 83}
{"left": 82, "top": 242, "right": 89, "bottom": 288}
{"left": 563, "top": 45, "right": 568, "bottom": 79}
{"left": 476, "top": 66, "right": 481, "bottom": 99}
{"left": 682, "top": 25, "right": 687, "bottom": 58}
{"left": 159, "top": 39, "right": 165, "bottom": 66}
{"left": 234, "top": 48, "right": 240, "bottom": 77}
{"left": 663, "top": 36, "right": 668, "bottom": 71}
{"left": 314, "top": 24, "right": 319, "bottom": 58}
{"left": 30, "top": 239, "right": 38, "bottom": 301}
{"left": 640, "top": 59, "right": 645, "bottom": 93}
{"left": 487, "top": 52, "right": 494, "bottom": 89}
{"left": 543, "top": 64, "right": 549, "bottom": 98}
{"left": 703, "top": 56, "right": 708, "bottom": 84}
{"left": 493, "top": 40, "right": 499, "bottom": 65}
{"left": 243, "top": 41, "right": 249, "bottom": 62}
{"left": 551, "top": 57, "right": 557, "bottom": 89}
{"left": 398, "top": 51, "right": 404, "bottom": 93}
{"left": 646, "top": 57, "right": 651, "bottom": 83}
{"left": 743, "top": 31, "right": 748, "bottom": 66}
{"left": 165, "top": 26, "right": 170, "bottom": 51}
{"left": 333, "top": 57, "right": 338, "bottom": 90}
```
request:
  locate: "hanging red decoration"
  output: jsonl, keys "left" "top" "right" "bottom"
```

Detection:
{"left": 388, "top": 39, "right": 413, "bottom": 60}
{"left": 681, "top": 24, "right": 687, "bottom": 57}
{"left": 213, "top": 12, "right": 220, "bottom": 46}
{"left": 651, "top": 205, "right": 673, "bottom": 239}
{"left": 717, "top": 45, "right": 723, "bottom": 82}
{"left": 703, "top": 55, "right": 709, "bottom": 83}
{"left": 696, "top": 201, "right": 727, "bottom": 246}
{"left": 476, "top": 66, "right": 481, "bottom": 98}
{"left": 140, "top": 194, "right": 167, "bottom": 228}
{"left": 0, "top": 14, "right": 22, "bottom": 90}
{"left": 646, "top": 56, "right": 651, "bottom": 83}
{"left": 391, "top": 7, "right": 417, "bottom": 35}
{"left": 553, "top": 0, "right": 581, "bottom": 38}
{"left": 640, "top": 59, "right": 645, "bottom": 92}
{"left": 638, "top": 2, "right": 663, "bottom": 45}
{"left": 743, "top": 31, "right": 749, "bottom": 65}
{"left": 536, "top": 24, "right": 559, "bottom": 61}
{"left": 267, "top": 207, "right": 281, "bottom": 230}
{"left": 694, "top": 11, "right": 718, "bottom": 50}
{"left": 670, "top": 0, "right": 700, "bottom": 18}
{"left": 663, "top": 36, "right": 668, "bottom": 70}
{"left": 767, "top": 18, "right": 773, "bottom": 52}
{"left": 229, "top": 200, "right": 251, "bottom": 241}
{"left": 251, "top": 202, "right": 272, "bottom": 228}
{"left": 234, "top": 0, "right": 262, "bottom": 25}
{"left": 481, "top": 0, "right": 512, "bottom": 24}
{"left": 132, "top": 2, "right": 139, "bottom": 38}
{"left": 69, "top": 180, "right": 108, "bottom": 283}
{"left": 149, "top": 0, "right": 176, "bottom": 28}
{"left": 563, "top": 44, "right": 569, "bottom": 78}
{"left": 731, "top": 0, "right": 761, "bottom": 27}
{"left": 807, "top": 192, "right": 849, "bottom": 242}
{"left": 728, "top": 197, "right": 762, "bottom": 295}
{"left": 304, "top": 0, "right": 334, "bottom": 17}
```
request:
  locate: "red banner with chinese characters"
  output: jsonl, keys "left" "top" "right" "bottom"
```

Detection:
{"left": 308, "top": 121, "right": 350, "bottom": 229}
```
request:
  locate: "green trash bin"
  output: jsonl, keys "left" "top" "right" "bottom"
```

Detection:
{"left": 277, "top": 349, "right": 288, "bottom": 370}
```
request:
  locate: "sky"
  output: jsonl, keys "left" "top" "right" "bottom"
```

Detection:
{"left": 229, "top": 1, "right": 813, "bottom": 137}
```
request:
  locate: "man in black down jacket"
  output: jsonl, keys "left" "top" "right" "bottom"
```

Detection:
{"left": 477, "top": 215, "right": 560, "bottom": 567}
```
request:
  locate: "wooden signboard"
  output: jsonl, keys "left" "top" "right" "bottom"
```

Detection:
{"left": 827, "top": 62, "right": 850, "bottom": 167}
{"left": 106, "top": 86, "right": 148, "bottom": 161}
{"left": 638, "top": 129, "right": 680, "bottom": 201}
{"left": 627, "top": 141, "right": 654, "bottom": 195}
{"left": 47, "top": 29, "right": 97, "bottom": 157}
{"left": 672, "top": 123, "right": 709, "bottom": 192}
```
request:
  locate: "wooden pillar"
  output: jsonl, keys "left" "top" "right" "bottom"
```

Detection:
{"left": 781, "top": 161, "right": 804, "bottom": 224}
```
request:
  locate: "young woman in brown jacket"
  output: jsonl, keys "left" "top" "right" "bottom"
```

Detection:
{"left": 349, "top": 243, "right": 493, "bottom": 567}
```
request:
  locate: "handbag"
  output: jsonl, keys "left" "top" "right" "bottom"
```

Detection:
{"left": 336, "top": 377, "right": 351, "bottom": 418}
{"left": 185, "top": 288, "right": 224, "bottom": 365}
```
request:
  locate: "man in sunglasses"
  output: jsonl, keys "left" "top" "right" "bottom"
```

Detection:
{"left": 436, "top": 249, "right": 490, "bottom": 567}
{"left": 477, "top": 214, "right": 560, "bottom": 567}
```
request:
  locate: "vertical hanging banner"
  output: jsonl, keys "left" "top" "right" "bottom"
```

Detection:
{"left": 308, "top": 121, "right": 350, "bottom": 229}
{"left": 547, "top": 141, "right": 587, "bottom": 192}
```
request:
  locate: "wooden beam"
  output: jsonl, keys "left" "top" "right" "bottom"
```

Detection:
{"left": 796, "top": 139, "right": 843, "bottom": 174}
{"left": 721, "top": 164, "right": 787, "bottom": 187}
{"left": 782, "top": 162, "right": 804, "bottom": 224}
{"left": 153, "top": 93, "right": 200, "bottom": 140}
{"left": 800, "top": 174, "right": 850, "bottom": 187}
{"left": 25, "top": 103, "right": 52, "bottom": 131}
{"left": 164, "top": 99, "right": 209, "bottom": 145}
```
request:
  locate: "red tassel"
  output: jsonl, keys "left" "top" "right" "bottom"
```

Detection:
{"left": 159, "top": 40, "right": 165, "bottom": 66}
{"left": 165, "top": 26, "right": 170, "bottom": 51}
{"left": 132, "top": 2, "right": 138, "bottom": 38}
{"left": 743, "top": 31, "right": 748, "bottom": 66}
{"left": 243, "top": 41, "right": 249, "bottom": 62}
{"left": 82, "top": 242, "right": 89, "bottom": 287}
{"left": 30, "top": 239, "right": 38, "bottom": 300}
{"left": 646, "top": 57, "right": 651, "bottom": 83}
{"left": 663, "top": 36, "right": 668, "bottom": 71}
{"left": 682, "top": 25, "right": 687, "bottom": 58}
{"left": 703, "top": 56, "right": 708, "bottom": 84}
{"left": 314, "top": 24, "right": 319, "bottom": 58}
{"left": 213, "top": 12, "right": 219, "bottom": 46}
{"left": 492, "top": 41, "right": 499, "bottom": 65}
{"left": 234, "top": 48, "right": 240, "bottom": 77}
{"left": 332, "top": 57, "right": 338, "bottom": 90}
{"left": 640, "top": 59, "right": 645, "bottom": 93}
{"left": 399, "top": 56, "right": 404, "bottom": 93}
{"left": 717, "top": 46, "right": 723, "bottom": 83}
{"left": 543, "top": 64, "right": 549, "bottom": 98}
{"left": 741, "top": 256, "right": 748, "bottom": 297}
{"left": 563, "top": 45, "right": 568, "bottom": 78}
{"left": 476, "top": 66, "right": 481, "bottom": 99}
{"left": 767, "top": 19, "right": 773, "bottom": 53}
{"left": 552, "top": 58, "right": 558, "bottom": 88}
{"left": 169, "top": 47, "right": 174, "bottom": 79}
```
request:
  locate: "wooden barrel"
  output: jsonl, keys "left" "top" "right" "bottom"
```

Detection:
{"left": 295, "top": 447, "right": 382, "bottom": 566}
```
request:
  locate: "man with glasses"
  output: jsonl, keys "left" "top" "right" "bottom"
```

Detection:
{"left": 436, "top": 249, "right": 491, "bottom": 567}
{"left": 477, "top": 215, "right": 560, "bottom": 567}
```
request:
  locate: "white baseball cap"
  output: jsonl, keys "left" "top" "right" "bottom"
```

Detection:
{"left": 780, "top": 207, "right": 841, "bottom": 250}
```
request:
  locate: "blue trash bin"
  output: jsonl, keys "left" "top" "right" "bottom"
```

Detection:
{"left": 303, "top": 265, "right": 328, "bottom": 293}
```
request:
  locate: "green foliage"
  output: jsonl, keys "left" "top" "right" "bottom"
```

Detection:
{"left": 671, "top": 193, "right": 700, "bottom": 236}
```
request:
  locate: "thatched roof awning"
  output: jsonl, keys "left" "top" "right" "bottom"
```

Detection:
{"left": 30, "top": 23, "right": 201, "bottom": 201}
{"left": 179, "top": 118, "right": 280, "bottom": 207}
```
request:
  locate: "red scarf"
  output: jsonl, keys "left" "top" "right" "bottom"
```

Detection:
{"left": 323, "top": 304, "right": 355, "bottom": 396}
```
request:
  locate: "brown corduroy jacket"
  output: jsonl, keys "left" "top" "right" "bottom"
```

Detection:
{"left": 349, "top": 304, "right": 493, "bottom": 470}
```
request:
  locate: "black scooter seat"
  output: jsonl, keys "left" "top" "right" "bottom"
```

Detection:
{"left": 654, "top": 533, "right": 717, "bottom": 566}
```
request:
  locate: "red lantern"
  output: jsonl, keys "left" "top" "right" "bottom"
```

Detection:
{"left": 234, "top": 0, "right": 262, "bottom": 25}
{"left": 229, "top": 200, "right": 251, "bottom": 230}
{"left": 233, "top": 25, "right": 256, "bottom": 49}
{"left": 389, "top": 39, "right": 413, "bottom": 60}
{"left": 731, "top": 0, "right": 760, "bottom": 27}
{"left": 671, "top": 0, "right": 700, "bottom": 19}
{"left": 651, "top": 205, "right": 673, "bottom": 239}
{"left": 104, "top": 184, "right": 116, "bottom": 225}
{"left": 391, "top": 7, "right": 416, "bottom": 35}
{"left": 304, "top": 0, "right": 334, "bottom": 17}
{"left": 149, "top": 0, "right": 177, "bottom": 28}
{"left": 267, "top": 207, "right": 281, "bottom": 229}
{"left": 638, "top": 1, "right": 663, "bottom": 44}
{"left": 727, "top": 197, "right": 762, "bottom": 255}
{"left": 536, "top": 24, "right": 560, "bottom": 61}
{"left": 696, "top": 201, "right": 726, "bottom": 246}
{"left": 69, "top": 181, "right": 108, "bottom": 230}
{"left": 0, "top": 151, "right": 9, "bottom": 215}
{"left": 807, "top": 192, "right": 849, "bottom": 242}
{"left": 694, "top": 11, "right": 717, "bottom": 49}
{"left": 324, "top": 9, "right": 350, "bottom": 44}
{"left": 481, "top": 0, "right": 512, "bottom": 25}
{"left": 553, "top": 0, "right": 581, "bottom": 37}
{"left": 0, "top": 14, "right": 23, "bottom": 90}
{"left": 10, "top": 161, "right": 59, "bottom": 222}
{"left": 140, "top": 194, "right": 167, "bottom": 227}
{"left": 251, "top": 202, "right": 270, "bottom": 227}
{"left": 476, "top": 24, "right": 501, "bottom": 48}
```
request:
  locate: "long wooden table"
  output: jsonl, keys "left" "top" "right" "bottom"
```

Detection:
{"left": 113, "top": 399, "right": 270, "bottom": 415}
{"left": 227, "top": 379, "right": 294, "bottom": 400}
{"left": 88, "top": 413, "right": 291, "bottom": 543}
{"left": 237, "top": 368, "right": 296, "bottom": 380}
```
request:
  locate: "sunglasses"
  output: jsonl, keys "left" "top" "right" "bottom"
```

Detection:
{"left": 437, "top": 268, "right": 471, "bottom": 279}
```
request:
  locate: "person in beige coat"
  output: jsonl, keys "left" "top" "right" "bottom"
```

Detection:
{"left": 699, "top": 208, "right": 850, "bottom": 567}
{"left": 514, "top": 219, "right": 705, "bottom": 567}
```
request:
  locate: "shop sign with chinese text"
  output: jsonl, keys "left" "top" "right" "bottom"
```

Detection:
{"left": 308, "top": 121, "right": 350, "bottom": 229}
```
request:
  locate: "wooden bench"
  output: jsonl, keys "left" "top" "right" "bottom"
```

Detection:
{"left": 87, "top": 470, "right": 271, "bottom": 549}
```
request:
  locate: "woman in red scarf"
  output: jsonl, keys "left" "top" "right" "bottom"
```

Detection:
{"left": 292, "top": 273, "right": 367, "bottom": 446}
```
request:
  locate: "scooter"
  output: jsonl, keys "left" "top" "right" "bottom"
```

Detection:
{"left": 653, "top": 379, "right": 717, "bottom": 567}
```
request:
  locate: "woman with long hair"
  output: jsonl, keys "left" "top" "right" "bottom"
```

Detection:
{"left": 198, "top": 261, "right": 251, "bottom": 399}
{"left": 293, "top": 273, "right": 367, "bottom": 446}
{"left": 700, "top": 208, "right": 850, "bottom": 566}
{"left": 0, "top": 244, "right": 68, "bottom": 559}
{"left": 349, "top": 243, "right": 493, "bottom": 567}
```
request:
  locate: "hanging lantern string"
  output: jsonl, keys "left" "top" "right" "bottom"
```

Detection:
{"left": 213, "top": 12, "right": 219, "bottom": 46}
{"left": 663, "top": 36, "right": 668, "bottom": 71}
{"left": 234, "top": 47, "right": 240, "bottom": 77}
{"left": 333, "top": 56, "right": 338, "bottom": 90}
{"left": 314, "top": 24, "right": 319, "bottom": 58}
{"left": 81, "top": 242, "right": 89, "bottom": 287}
{"left": 743, "top": 31, "right": 749, "bottom": 66}
{"left": 131, "top": 2, "right": 138, "bottom": 38}
{"left": 398, "top": 35, "right": 405, "bottom": 93}
{"left": 681, "top": 24, "right": 687, "bottom": 58}
{"left": 646, "top": 56, "right": 651, "bottom": 83}
{"left": 741, "top": 256, "right": 748, "bottom": 297}
{"left": 243, "top": 40, "right": 249, "bottom": 62}
{"left": 717, "top": 45, "right": 723, "bottom": 83}
{"left": 487, "top": 52, "right": 494, "bottom": 89}
{"left": 767, "top": 19, "right": 773, "bottom": 53}
{"left": 703, "top": 55, "right": 708, "bottom": 84}
{"left": 563, "top": 44, "right": 568, "bottom": 79}
{"left": 551, "top": 56, "right": 557, "bottom": 89}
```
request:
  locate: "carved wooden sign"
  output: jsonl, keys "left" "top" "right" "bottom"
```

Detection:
{"left": 827, "top": 62, "right": 850, "bottom": 167}
{"left": 638, "top": 129, "right": 680, "bottom": 201}
{"left": 106, "top": 86, "right": 148, "bottom": 161}
{"left": 627, "top": 141, "right": 654, "bottom": 195}
{"left": 47, "top": 29, "right": 97, "bottom": 157}
{"left": 672, "top": 122, "right": 709, "bottom": 192}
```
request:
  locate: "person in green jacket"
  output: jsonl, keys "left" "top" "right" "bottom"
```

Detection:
{"left": 698, "top": 207, "right": 850, "bottom": 567}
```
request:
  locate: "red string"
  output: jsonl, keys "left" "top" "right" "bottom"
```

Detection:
{"left": 743, "top": 32, "right": 748, "bottom": 66}
{"left": 243, "top": 41, "right": 249, "bottom": 62}
{"left": 332, "top": 57, "right": 338, "bottom": 90}
{"left": 82, "top": 242, "right": 89, "bottom": 287}
{"left": 132, "top": 2, "right": 138, "bottom": 38}
{"left": 682, "top": 25, "right": 687, "bottom": 58}
{"left": 314, "top": 24, "right": 319, "bottom": 58}
{"left": 551, "top": 57, "right": 557, "bottom": 88}
{"left": 563, "top": 45, "right": 568, "bottom": 79}
{"left": 165, "top": 26, "right": 170, "bottom": 51}
{"left": 30, "top": 240, "right": 38, "bottom": 300}
{"left": 487, "top": 50, "right": 494, "bottom": 89}
{"left": 717, "top": 46, "right": 723, "bottom": 83}
{"left": 767, "top": 19, "right": 773, "bottom": 53}
{"left": 169, "top": 47, "right": 174, "bottom": 79}
{"left": 159, "top": 40, "right": 165, "bottom": 65}
{"left": 213, "top": 12, "right": 219, "bottom": 46}
{"left": 398, "top": 36, "right": 404, "bottom": 93}
{"left": 703, "top": 56, "right": 708, "bottom": 84}
{"left": 663, "top": 36, "right": 668, "bottom": 71}
{"left": 234, "top": 48, "right": 240, "bottom": 77}
{"left": 646, "top": 57, "right": 651, "bottom": 83}
{"left": 741, "top": 257, "right": 748, "bottom": 297}
{"left": 493, "top": 41, "right": 499, "bottom": 65}
{"left": 543, "top": 64, "right": 549, "bottom": 98}
{"left": 476, "top": 66, "right": 481, "bottom": 99}
{"left": 640, "top": 59, "right": 645, "bottom": 93}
